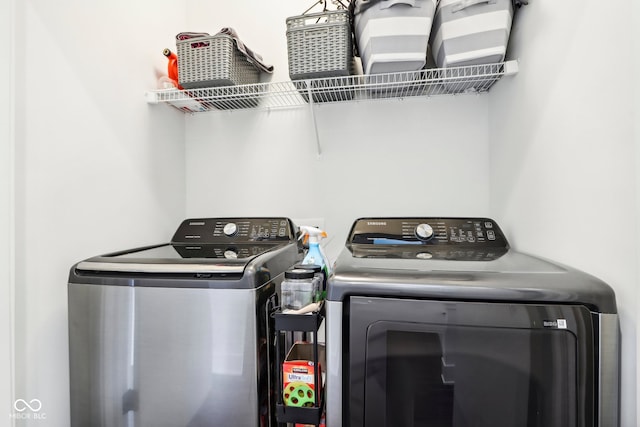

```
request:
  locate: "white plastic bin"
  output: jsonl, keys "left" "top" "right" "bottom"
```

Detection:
{"left": 354, "top": 0, "right": 438, "bottom": 74}
{"left": 430, "top": 0, "right": 514, "bottom": 68}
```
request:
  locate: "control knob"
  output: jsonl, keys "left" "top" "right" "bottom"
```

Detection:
{"left": 415, "top": 223, "right": 434, "bottom": 241}
{"left": 223, "top": 222, "right": 238, "bottom": 237}
{"left": 224, "top": 249, "right": 238, "bottom": 259}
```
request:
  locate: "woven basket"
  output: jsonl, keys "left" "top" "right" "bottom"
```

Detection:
{"left": 286, "top": 10, "right": 355, "bottom": 80}
{"left": 177, "top": 34, "right": 260, "bottom": 89}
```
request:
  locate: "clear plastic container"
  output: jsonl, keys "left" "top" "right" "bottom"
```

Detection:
{"left": 281, "top": 269, "right": 316, "bottom": 312}
{"left": 294, "top": 263, "right": 324, "bottom": 298}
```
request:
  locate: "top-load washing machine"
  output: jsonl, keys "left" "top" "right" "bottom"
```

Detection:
{"left": 68, "top": 217, "right": 302, "bottom": 427}
{"left": 325, "top": 217, "right": 620, "bottom": 427}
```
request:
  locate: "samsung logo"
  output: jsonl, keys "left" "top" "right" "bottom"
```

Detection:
{"left": 366, "top": 221, "right": 387, "bottom": 226}
{"left": 543, "top": 319, "right": 567, "bottom": 329}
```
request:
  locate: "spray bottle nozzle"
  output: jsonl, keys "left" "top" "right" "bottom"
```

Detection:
{"left": 298, "top": 225, "right": 328, "bottom": 245}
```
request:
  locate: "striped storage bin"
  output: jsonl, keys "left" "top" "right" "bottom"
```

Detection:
{"left": 430, "top": 0, "right": 514, "bottom": 68}
{"left": 354, "top": 0, "right": 438, "bottom": 75}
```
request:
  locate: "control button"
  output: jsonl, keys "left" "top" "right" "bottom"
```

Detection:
{"left": 224, "top": 249, "right": 238, "bottom": 259}
{"left": 487, "top": 230, "right": 496, "bottom": 240}
{"left": 278, "top": 228, "right": 286, "bottom": 237}
{"left": 485, "top": 222, "right": 493, "bottom": 229}
{"left": 415, "top": 223, "right": 434, "bottom": 241}
{"left": 223, "top": 223, "right": 238, "bottom": 237}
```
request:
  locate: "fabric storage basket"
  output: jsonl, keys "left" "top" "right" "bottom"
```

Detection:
{"left": 354, "top": 0, "right": 438, "bottom": 75}
{"left": 177, "top": 33, "right": 261, "bottom": 89}
{"left": 430, "top": 0, "right": 514, "bottom": 68}
{"left": 286, "top": 10, "right": 356, "bottom": 80}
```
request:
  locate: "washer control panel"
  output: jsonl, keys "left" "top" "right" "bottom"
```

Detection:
{"left": 171, "top": 243, "right": 287, "bottom": 259}
{"left": 172, "top": 217, "right": 296, "bottom": 244}
{"left": 348, "top": 218, "right": 509, "bottom": 248}
{"left": 347, "top": 218, "right": 509, "bottom": 261}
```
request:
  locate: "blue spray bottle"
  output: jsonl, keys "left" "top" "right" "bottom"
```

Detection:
{"left": 299, "top": 226, "right": 330, "bottom": 297}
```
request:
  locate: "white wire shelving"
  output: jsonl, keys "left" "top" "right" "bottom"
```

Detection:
{"left": 145, "top": 60, "right": 519, "bottom": 114}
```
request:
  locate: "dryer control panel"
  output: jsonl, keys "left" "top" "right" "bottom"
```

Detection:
{"left": 347, "top": 218, "right": 509, "bottom": 260}
{"left": 171, "top": 217, "right": 297, "bottom": 244}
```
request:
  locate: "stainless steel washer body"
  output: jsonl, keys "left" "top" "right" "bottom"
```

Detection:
{"left": 326, "top": 217, "right": 620, "bottom": 427}
{"left": 68, "top": 217, "right": 302, "bottom": 427}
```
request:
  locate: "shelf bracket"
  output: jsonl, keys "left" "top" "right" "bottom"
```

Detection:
{"left": 145, "top": 91, "right": 159, "bottom": 104}
{"left": 504, "top": 59, "right": 519, "bottom": 76}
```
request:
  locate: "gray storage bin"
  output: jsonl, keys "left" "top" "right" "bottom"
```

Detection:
{"left": 430, "top": 0, "right": 514, "bottom": 68}
{"left": 286, "top": 10, "right": 358, "bottom": 102}
{"left": 177, "top": 33, "right": 261, "bottom": 89}
{"left": 286, "top": 10, "right": 356, "bottom": 80}
{"left": 354, "top": 0, "right": 437, "bottom": 74}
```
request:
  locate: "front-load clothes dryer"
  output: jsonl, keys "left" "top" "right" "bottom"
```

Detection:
{"left": 68, "top": 217, "right": 302, "bottom": 427}
{"left": 325, "top": 217, "right": 620, "bottom": 427}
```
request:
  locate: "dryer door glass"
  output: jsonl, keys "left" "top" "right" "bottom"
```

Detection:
{"left": 347, "top": 297, "right": 594, "bottom": 427}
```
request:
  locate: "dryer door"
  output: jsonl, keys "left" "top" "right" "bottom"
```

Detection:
{"left": 347, "top": 297, "right": 595, "bottom": 427}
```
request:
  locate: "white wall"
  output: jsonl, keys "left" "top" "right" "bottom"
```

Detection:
{"left": 635, "top": 0, "right": 640, "bottom": 416}
{"left": 489, "top": 0, "right": 638, "bottom": 425}
{"left": 13, "top": 1, "right": 187, "bottom": 425}
{"left": 185, "top": 97, "right": 492, "bottom": 259}
{"left": 183, "top": 0, "right": 493, "bottom": 259}
{"left": 186, "top": 0, "right": 640, "bottom": 425}
{"left": 7, "top": 0, "right": 640, "bottom": 426}
{"left": 2, "top": 0, "right": 16, "bottom": 423}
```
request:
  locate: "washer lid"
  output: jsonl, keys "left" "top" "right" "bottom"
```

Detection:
{"left": 75, "top": 242, "right": 287, "bottom": 274}
{"left": 75, "top": 217, "right": 300, "bottom": 275}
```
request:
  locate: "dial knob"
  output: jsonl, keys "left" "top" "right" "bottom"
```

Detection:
{"left": 224, "top": 249, "right": 238, "bottom": 259}
{"left": 415, "top": 223, "right": 434, "bottom": 241}
{"left": 223, "top": 222, "right": 238, "bottom": 237}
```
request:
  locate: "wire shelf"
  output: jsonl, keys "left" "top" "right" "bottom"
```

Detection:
{"left": 146, "top": 60, "right": 518, "bottom": 113}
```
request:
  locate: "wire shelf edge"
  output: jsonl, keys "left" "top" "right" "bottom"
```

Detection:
{"left": 146, "top": 60, "right": 519, "bottom": 114}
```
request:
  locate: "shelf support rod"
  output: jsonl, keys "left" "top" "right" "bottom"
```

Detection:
{"left": 307, "top": 81, "right": 322, "bottom": 156}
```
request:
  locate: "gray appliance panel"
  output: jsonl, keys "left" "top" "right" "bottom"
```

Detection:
{"left": 325, "top": 301, "right": 343, "bottom": 427}
{"left": 68, "top": 283, "right": 267, "bottom": 427}
{"left": 75, "top": 260, "right": 247, "bottom": 275}
{"left": 72, "top": 216, "right": 300, "bottom": 278}
{"left": 329, "top": 217, "right": 617, "bottom": 313}
{"left": 599, "top": 313, "right": 621, "bottom": 427}
{"left": 74, "top": 243, "right": 278, "bottom": 275}
{"left": 328, "top": 250, "right": 618, "bottom": 313}
{"left": 347, "top": 297, "right": 591, "bottom": 427}
{"left": 70, "top": 243, "right": 300, "bottom": 290}
{"left": 326, "top": 217, "right": 620, "bottom": 427}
